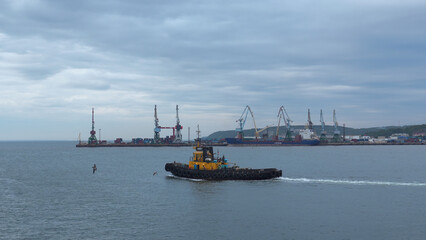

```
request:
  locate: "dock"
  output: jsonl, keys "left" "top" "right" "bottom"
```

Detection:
{"left": 76, "top": 142, "right": 228, "bottom": 148}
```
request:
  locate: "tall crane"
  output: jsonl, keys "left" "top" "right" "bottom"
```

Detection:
{"left": 320, "top": 109, "right": 327, "bottom": 142}
{"left": 307, "top": 109, "right": 313, "bottom": 130}
{"left": 333, "top": 109, "right": 341, "bottom": 142}
{"left": 154, "top": 105, "right": 161, "bottom": 143}
{"left": 236, "top": 105, "right": 259, "bottom": 139}
{"left": 275, "top": 106, "right": 293, "bottom": 141}
{"left": 88, "top": 108, "right": 98, "bottom": 144}
{"left": 283, "top": 107, "right": 293, "bottom": 141}
{"left": 275, "top": 106, "right": 285, "bottom": 140}
{"left": 174, "top": 105, "right": 183, "bottom": 143}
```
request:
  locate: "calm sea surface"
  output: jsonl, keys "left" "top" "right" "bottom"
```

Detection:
{"left": 1, "top": 142, "right": 426, "bottom": 239}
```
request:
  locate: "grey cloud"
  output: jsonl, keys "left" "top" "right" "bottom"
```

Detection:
{"left": 1, "top": 0, "right": 426, "bottom": 139}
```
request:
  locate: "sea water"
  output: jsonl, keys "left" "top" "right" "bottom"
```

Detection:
{"left": 1, "top": 142, "right": 426, "bottom": 239}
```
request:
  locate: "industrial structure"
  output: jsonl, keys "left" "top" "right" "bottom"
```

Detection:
{"left": 283, "top": 106, "right": 293, "bottom": 141}
{"left": 320, "top": 109, "right": 327, "bottom": 142}
{"left": 226, "top": 106, "right": 320, "bottom": 146}
{"left": 307, "top": 109, "right": 313, "bottom": 130}
{"left": 235, "top": 105, "right": 273, "bottom": 140}
{"left": 174, "top": 105, "right": 183, "bottom": 143}
{"left": 88, "top": 108, "right": 98, "bottom": 144}
{"left": 76, "top": 105, "right": 363, "bottom": 148}
{"left": 276, "top": 106, "right": 293, "bottom": 141}
{"left": 226, "top": 106, "right": 350, "bottom": 145}
{"left": 236, "top": 105, "right": 257, "bottom": 139}
{"left": 152, "top": 105, "right": 184, "bottom": 144}
{"left": 332, "top": 109, "right": 341, "bottom": 142}
{"left": 78, "top": 105, "right": 197, "bottom": 146}
{"left": 154, "top": 105, "right": 160, "bottom": 143}
{"left": 299, "top": 109, "right": 317, "bottom": 141}
{"left": 76, "top": 105, "right": 426, "bottom": 148}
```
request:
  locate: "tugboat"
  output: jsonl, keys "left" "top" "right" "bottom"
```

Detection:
{"left": 165, "top": 132, "right": 282, "bottom": 180}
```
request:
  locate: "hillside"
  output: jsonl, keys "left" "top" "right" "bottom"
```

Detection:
{"left": 366, "top": 124, "right": 426, "bottom": 137}
{"left": 205, "top": 124, "right": 426, "bottom": 140}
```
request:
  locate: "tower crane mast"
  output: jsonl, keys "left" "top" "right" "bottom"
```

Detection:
{"left": 88, "top": 108, "right": 98, "bottom": 144}
{"left": 174, "top": 105, "right": 183, "bottom": 143}
{"left": 275, "top": 106, "right": 285, "bottom": 140}
{"left": 320, "top": 109, "right": 327, "bottom": 142}
{"left": 283, "top": 107, "right": 293, "bottom": 141}
{"left": 307, "top": 109, "right": 313, "bottom": 130}
{"left": 333, "top": 109, "right": 341, "bottom": 142}
{"left": 154, "top": 105, "right": 160, "bottom": 143}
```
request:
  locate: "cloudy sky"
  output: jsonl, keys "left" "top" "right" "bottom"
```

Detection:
{"left": 0, "top": 0, "right": 425, "bottom": 140}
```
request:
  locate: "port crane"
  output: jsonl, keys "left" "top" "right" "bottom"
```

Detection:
{"left": 275, "top": 106, "right": 293, "bottom": 141}
{"left": 88, "top": 108, "right": 98, "bottom": 144}
{"left": 319, "top": 109, "right": 327, "bottom": 142}
{"left": 332, "top": 109, "right": 341, "bottom": 142}
{"left": 174, "top": 105, "right": 183, "bottom": 143}
{"left": 307, "top": 109, "right": 313, "bottom": 130}
{"left": 154, "top": 105, "right": 161, "bottom": 143}
{"left": 153, "top": 105, "right": 178, "bottom": 143}
{"left": 236, "top": 105, "right": 260, "bottom": 140}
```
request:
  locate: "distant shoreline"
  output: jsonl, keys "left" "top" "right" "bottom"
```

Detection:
{"left": 74, "top": 142, "right": 425, "bottom": 147}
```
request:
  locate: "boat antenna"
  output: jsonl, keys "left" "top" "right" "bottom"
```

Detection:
{"left": 196, "top": 124, "right": 201, "bottom": 148}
